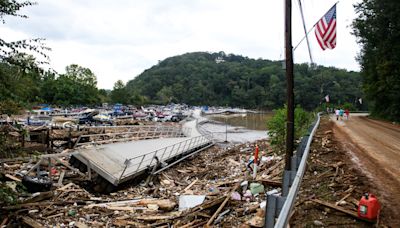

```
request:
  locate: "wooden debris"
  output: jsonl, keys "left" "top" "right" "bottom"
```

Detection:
{"left": 182, "top": 178, "right": 198, "bottom": 192}
{"left": 312, "top": 199, "right": 360, "bottom": 219}
{"left": 206, "top": 182, "right": 241, "bottom": 226}
{"left": 335, "top": 193, "right": 352, "bottom": 206}
{"left": 133, "top": 212, "right": 181, "bottom": 221}
{"left": 56, "top": 182, "right": 74, "bottom": 191}
{"left": 87, "top": 198, "right": 176, "bottom": 211}
{"left": 23, "top": 191, "right": 53, "bottom": 204}
{"left": 245, "top": 213, "right": 264, "bottom": 227}
{"left": 21, "top": 216, "right": 44, "bottom": 228}
{"left": 5, "top": 174, "right": 21, "bottom": 182}
{"left": 228, "top": 158, "right": 241, "bottom": 166}
{"left": 107, "top": 206, "right": 135, "bottom": 212}
{"left": 1, "top": 217, "right": 8, "bottom": 227}
{"left": 137, "top": 199, "right": 176, "bottom": 211}
{"left": 57, "top": 169, "right": 66, "bottom": 186}
{"left": 46, "top": 213, "right": 64, "bottom": 219}
{"left": 257, "top": 178, "right": 282, "bottom": 187}
{"left": 75, "top": 222, "right": 89, "bottom": 228}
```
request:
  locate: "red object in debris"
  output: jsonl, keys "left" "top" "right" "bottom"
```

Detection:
{"left": 254, "top": 145, "right": 259, "bottom": 164}
{"left": 358, "top": 193, "right": 381, "bottom": 221}
{"left": 50, "top": 167, "right": 58, "bottom": 175}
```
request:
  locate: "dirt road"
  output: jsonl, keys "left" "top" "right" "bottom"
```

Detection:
{"left": 331, "top": 114, "right": 400, "bottom": 223}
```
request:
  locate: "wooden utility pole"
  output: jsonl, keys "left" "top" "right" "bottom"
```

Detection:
{"left": 285, "top": 0, "right": 295, "bottom": 170}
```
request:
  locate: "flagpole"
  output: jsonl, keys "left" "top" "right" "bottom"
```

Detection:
{"left": 297, "top": 0, "right": 313, "bottom": 64}
{"left": 293, "top": 1, "right": 339, "bottom": 51}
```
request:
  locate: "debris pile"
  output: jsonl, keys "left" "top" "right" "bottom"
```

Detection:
{"left": 0, "top": 140, "right": 286, "bottom": 227}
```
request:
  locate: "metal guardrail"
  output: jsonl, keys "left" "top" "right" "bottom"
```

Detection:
{"left": 266, "top": 113, "right": 321, "bottom": 228}
{"left": 117, "top": 134, "right": 212, "bottom": 184}
{"left": 74, "top": 125, "right": 191, "bottom": 147}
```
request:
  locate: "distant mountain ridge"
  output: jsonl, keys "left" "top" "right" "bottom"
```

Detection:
{"left": 125, "top": 52, "right": 362, "bottom": 110}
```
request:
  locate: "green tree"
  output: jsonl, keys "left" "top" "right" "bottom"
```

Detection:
{"left": 49, "top": 64, "right": 99, "bottom": 105}
{"left": 267, "top": 106, "right": 313, "bottom": 153}
{"left": 0, "top": 0, "right": 49, "bottom": 66}
{"left": 353, "top": 0, "right": 400, "bottom": 121}
{"left": 110, "top": 80, "right": 128, "bottom": 104}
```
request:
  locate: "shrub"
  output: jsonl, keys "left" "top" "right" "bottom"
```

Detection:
{"left": 267, "top": 105, "right": 313, "bottom": 153}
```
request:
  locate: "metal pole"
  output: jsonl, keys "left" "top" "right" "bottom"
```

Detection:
{"left": 285, "top": 0, "right": 295, "bottom": 171}
{"left": 297, "top": 0, "right": 313, "bottom": 64}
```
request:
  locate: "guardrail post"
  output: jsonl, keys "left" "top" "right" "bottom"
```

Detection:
{"left": 265, "top": 194, "right": 287, "bottom": 228}
{"left": 291, "top": 156, "right": 298, "bottom": 172}
{"left": 282, "top": 169, "right": 296, "bottom": 197}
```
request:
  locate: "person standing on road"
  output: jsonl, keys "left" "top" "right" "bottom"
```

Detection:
{"left": 345, "top": 109, "right": 350, "bottom": 120}
{"left": 339, "top": 108, "right": 344, "bottom": 120}
{"left": 335, "top": 108, "right": 340, "bottom": 120}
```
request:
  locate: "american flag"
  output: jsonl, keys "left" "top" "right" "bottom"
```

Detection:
{"left": 315, "top": 4, "right": 337, "bottom": 50}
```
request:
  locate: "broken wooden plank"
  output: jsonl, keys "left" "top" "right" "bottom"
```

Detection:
{"left": 133, "top": 212, "right": 181, "bottom": 221}
{"left": 257, "top": 178, "right": 282, "bottom": 187}
{"left": 206, "top": 182, "right": 241, "bottom": 226}
{"left": 75, "top": 221, "right": 89, "bottom": 228}
{"left": 1, "top": 217, "right": 8, "bottom": 227}
{"left": 46, "top": 213, "right": 64, "bottom": 219}
{"left": 87, "top": 198, "right": 176, "bottom": 211}
{"left": 21, "top": 216, "right": 44, "bottom": 228}
{"left": 312, "top": 199, "right": 360, "bottom": 219}
{"left": 57, "top": 170, "right": 66, "bottom": 186}
{"left": 186, "top": 196, "right": 225, "bottom": 213}
{"left": 107, "top": 206, "right": 135, "bottom": 212}
{"left": 3, "top": 200, "right": 87, "bottom": 210}
{"left": 5, "top": 174, "right": 21, "bottom": 182}
{"left": 335, "top": 193, "right": 352, "bottom": 206}
{"left": 137, "top": 199, "right": 176, "bottom": 211}
{"left": 183, "top": 179, "right": 198, "bottom": 192}
{"left": 56, "top": 182, "right": 74, "bottom": 191}
{"left": 23, "top": 191, "right": 53, "bottom": 204}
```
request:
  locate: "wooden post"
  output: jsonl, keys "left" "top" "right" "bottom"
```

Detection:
{"left": 285, "top": 0, "right": 295, "bottom": 171}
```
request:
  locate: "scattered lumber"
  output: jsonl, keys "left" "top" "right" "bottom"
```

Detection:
{"left": 206, "top": 182, "right": 241, "bottom": 226}
{"left": 312, "top": 199, "right": 361, "bottom": 220}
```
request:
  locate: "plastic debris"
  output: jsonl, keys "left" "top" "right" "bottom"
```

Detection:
{"left": 178, "top": 195, "right": 206, "bottom": 211}
{"left": 231, "top": 191, "right": 242, "bottom": 201}
{"left": 250, "top": 183, "right": 265, "bottom": 195}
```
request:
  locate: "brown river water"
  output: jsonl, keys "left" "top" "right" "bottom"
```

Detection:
{"left": 206, "top": 113, "right": 273, "bottom": 130}
{"left": 200, "top": 113, "right": 273, "bottom": 144}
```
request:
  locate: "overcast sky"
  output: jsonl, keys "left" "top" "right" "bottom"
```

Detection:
{"left": 1, "top": 0, "right": 361, "bottom": 89}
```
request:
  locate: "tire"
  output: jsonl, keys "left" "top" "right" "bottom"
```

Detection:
{"left": 22, "top": 175, "right": 53, "bottom": 193}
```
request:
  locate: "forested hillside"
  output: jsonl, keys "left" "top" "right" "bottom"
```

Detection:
{"left": 124, "top": 52, "right": 363, "bottom": 110}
